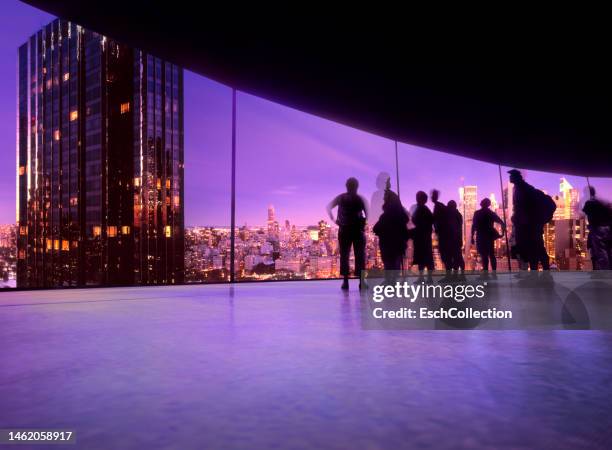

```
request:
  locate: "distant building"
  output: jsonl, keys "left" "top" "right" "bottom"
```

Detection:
{"left": 489, "top": 193, "right": 498, "bottom": 210}
{"left": 459, "top": 185, "right": 478, "bottom": 267}
{"left": 17, "top": 19, "right": 184, "bottom": 287}
{"left": 267, "top": 205, "right": 279, "bottom": 239}
{"left": 557, "top": 177, "right": 580, "bottom": 220}
{"left": 554, "top": 218, "right": 588, "bottom": 270}
{"left": 307, "top": 226, "right": 319, "bottom": 241}
{"left": 0, "top": 225, "right": 17, "bottom": 286}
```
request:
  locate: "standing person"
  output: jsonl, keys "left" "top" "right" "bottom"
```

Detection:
{"left": 583, "top": 186, "right": 612, "bottom": 271}
{"left": 431, "top": 189, "right": 451, "bottom": 273}
{"left": 508, "top": 169, "right": 555, "bottom": 272}
{"left": 446, "top": 200, "right": 465, "bottom": 275}
{"left": 327, "top": 177, "right": 369, "bottom": 290}
{"left": 370, "top": 172, "right": 391, "bottom": 223}
{"left": 471, "top": 198, "right": 505, "bottom": 275}
{"left": 411, "top": 191, "right": 434, "bottom": 280}
{"left": 373, "top": 179, "right": 410, "bottom": 272}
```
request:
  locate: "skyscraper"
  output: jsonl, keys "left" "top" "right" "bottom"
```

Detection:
{"left": 267, "top": 204, "right": 279, "bottom": 238}
{"left": 558, "top": 177, "right": 579, "bottom": 219}
{"left": 17, "top": 19, "right": 184, "bottom": 288}
{"left": 459, "top": 185, "right": 477, "bottom": 265}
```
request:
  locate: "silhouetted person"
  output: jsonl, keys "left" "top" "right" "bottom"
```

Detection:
{"left": 509, "top": 169, "right": 554, "bottom": 271}
{"left": 371, "top": 172, "right": 392, "bottom": 223}
{"left": 411, "top": 191, "right": 434, "bottom": 278}
{"left": 446, "top": 200, "right": 465, "bottom": 273}
{"left": 373, "top": 179, "right": 410, "bottom": 272}
{"left": 431, "top": 189, "right": 451, "bottom": 272}
{"left": 583, "top": 186, "right": 612, "bottom": 270}
{"left": 327, "top": 177, "right": 368, "bottom": 290}
{"left": 471, "top": 198, "right": 505, "bottom": 274}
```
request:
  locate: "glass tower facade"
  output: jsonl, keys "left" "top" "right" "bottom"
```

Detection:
{"left": 17, "top": 19, "right": 184, "bottom": 288}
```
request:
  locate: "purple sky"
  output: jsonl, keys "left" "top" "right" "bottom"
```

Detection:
{"left": 2, "top": 1, "right": 611, "bottom": 227}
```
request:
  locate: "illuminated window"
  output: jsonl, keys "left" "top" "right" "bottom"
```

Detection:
{"left": 46, "top": 239, "right": 52, "bottom": 250}
{"left": 53, "top": 130, "right": 60, "bottom": 141}
{"left": 19, "top": 166, "right": 26, "bottom": 176}
{"left": 156, "top": 178, "right": 161, "bottom": 189}
{"left": 53, "top": 239, "right": 60, "bottom": 251}
{"left": 133, "top": 177, "right": 141, "bottom": 187}
{"left": 70, "top": 110, "right": 78, "bottom": 121}
{"left": 63, "top": 72, "right": 70, "bottom": 82}
{"left": 173, "top": 196, "right": 180, "bottom": 207}
{"left": 108, "top": 226, "right": 117, "bottom": 237}
{"left": 46, "top": 79, "right": 52, "bottom": 90}
{"left": 120, "top": 102, "right": 130, "bottom": 114}
{"left": 165, "top": 179, "right": 171, "bottom": 189}
{"left": 121, "top": 225, "right": 130, "bottom": 234}
{"left": 18, "top": 250, "right": 26, "bottom": 259}
{"left": 71, "top": 241, "right": 79, "bottom": 249}
{"left": 69, "top": 197, "right": 78, "bottom": 206}
{"left": 93, "top": 226, "right": 101, "bottom": 237}
{"left": 61, "top": 240, "right": 69, "bottom": 251}
{"left": 19, "top": 226, "right": 27, "bottom": 236}
{"left": 164, "top": 225, "right": 172, "bottom": 238}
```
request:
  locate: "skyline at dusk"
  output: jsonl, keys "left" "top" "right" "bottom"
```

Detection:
{"left": 1, "top": 1, "right": 611, "bottom": 230}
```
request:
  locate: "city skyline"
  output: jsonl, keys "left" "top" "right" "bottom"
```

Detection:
{"left": 183, "top": 174, "right": 593, "bottom": 285}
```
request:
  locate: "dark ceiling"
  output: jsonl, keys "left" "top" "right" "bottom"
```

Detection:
{"left": 22, "top": 1, "right": 612, "bottom": 176}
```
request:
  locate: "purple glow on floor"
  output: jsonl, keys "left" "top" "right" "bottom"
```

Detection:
{"left": 1, "top": 280, "right": 611, "bottom": 449}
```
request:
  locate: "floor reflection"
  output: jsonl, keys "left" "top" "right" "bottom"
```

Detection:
{"left": 1, "top": 279, "right": 611, "bottom": 449}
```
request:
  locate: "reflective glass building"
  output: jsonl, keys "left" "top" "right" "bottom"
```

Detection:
{"left": 17, "top": 19, "right": 184, "bottom": 288}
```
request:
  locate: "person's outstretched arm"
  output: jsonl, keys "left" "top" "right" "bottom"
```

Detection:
{"left": 326, "top": 196, "right": 340, "bottom": 224}
{"left": 494, "top": 212, "right": 506, "bottom": 234}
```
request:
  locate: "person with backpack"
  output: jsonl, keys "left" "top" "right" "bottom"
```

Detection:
{"left": 583, "top": 186, "right": 612, "bottom": 270}
{"left": 508, "top": 169, "right": 556, "bottom": 271}
{"left": 471, "top": 198, "right": 505, "bottom": 275}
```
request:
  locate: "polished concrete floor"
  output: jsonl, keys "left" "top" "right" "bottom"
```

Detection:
{"left": 1, "top": 279, "right": 612, "bottom": 449}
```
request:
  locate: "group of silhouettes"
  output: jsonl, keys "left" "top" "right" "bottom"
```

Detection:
{"left": 327, "top": 168, "right": 612, "bottom": 290}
